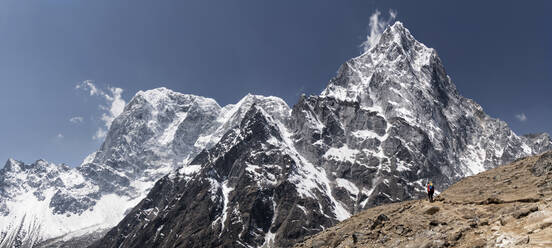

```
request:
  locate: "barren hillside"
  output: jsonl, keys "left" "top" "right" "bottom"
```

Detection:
{"left": 295, "top": 151, "right": 552, "bottom": 247}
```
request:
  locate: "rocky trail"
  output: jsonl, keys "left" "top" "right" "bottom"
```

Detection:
{"left": 295, "top": 151, "right": 552, "bottom": 248}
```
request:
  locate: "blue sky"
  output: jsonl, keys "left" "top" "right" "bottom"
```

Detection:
{"left": 1, "top": 0, "right": 550, "bottom": 166}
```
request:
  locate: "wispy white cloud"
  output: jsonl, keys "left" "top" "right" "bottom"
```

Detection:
{"left": 56, "top": 133, "right": 64, "bottom": 139}
{"left": 69, "top": 116, "right": 84, "bottom": 124}
{"left": 93, "top": 129, "right": 108, "bottom": 141}
{"left": 361, "top": 9, "right": 398, "bottom": 53}
{"left": 515, "top": 113, "right": 527, "bottom": 122}
{"left": 76, "top": 80, "right": 126, "bottom": 141}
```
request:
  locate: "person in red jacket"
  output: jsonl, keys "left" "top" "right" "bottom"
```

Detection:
{"left": 427, "top": 182, "right": 435, "bottom": 202}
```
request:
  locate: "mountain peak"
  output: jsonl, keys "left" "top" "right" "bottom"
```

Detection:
{"left": 3, "top": 158, "right": 22, "bottom": 172}
{"left": 321, "top": 21, "right": 436, "bottom": 104}
{"left": 388, "top": 21, "right": 406, "bottom": 33}
{"left": 129, "top": 87, "right": 221, "bottom": 113}
{"left": 235, "top": 93, "right": 288, "bottom": 108}
{"left": 523, "top": 132, "right": 550, "bottom": 139}
{"left": 6, "top": 158, "right": 18, "bottom": 165}
{"left": 374, "top": 21, "right": 429, "bottom": 54}
{"left": 135, "top": 87, "right": 183, "bottom": 105}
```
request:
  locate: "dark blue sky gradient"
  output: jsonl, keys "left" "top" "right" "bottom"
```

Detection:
{"left": 0, "top": 0, "right": 550, "bottom": 166}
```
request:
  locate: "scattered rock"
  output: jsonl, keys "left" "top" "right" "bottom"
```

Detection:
{"left": 424, "top": 206, "right": 440, "bottom": 215}
{"left": 516, "top": 197, "right": 540, "bottom": 203}
{"left": 394, "top": 225, "right": 407, "bottom": 235}
{"left": 468, "top": 219, "right": 478, "bottom": 228}
{"left": 377, "top": 234, "right": 390, "bottom": 244}
{"left": 531, "top": 152, "right": 552, "bottom": 176}
{"left": 512, "top": 206, "right": 538, "bottom": 219}
{"left": 421, "top": 241, "right": 441, "bottom": 248}
{"left": 479, "top": 219, "right": 489, "bottom": 226}
{"left": 311, "top": 239, "right": 326, "bottom": 248}
{"left": 370, "top": 214, "right": 389, "bottom": 230}
{"left": 515, "top": 235, "right": 530, "bottom": 245}
{"left": 351, "top": 232, "right": 369, "bottom": 244}
{"left": 447, "top": 230, "right": 462, "bottom": 241}
{"left": 540, "top": 218, "right": 552, "bottom": 229}
{"left": 432, "top": 240, "right": 446, "bottom": 248}
{"left": 482, "top": 197, "right": 503, "bottom": 204}
{"left": 377, "top": 213, "right": 390, "bottom": 222}
{"left": 330, "top": 237, "right": 344, "bottom": 247}
{"left": 471, "top": 239, "right": 487, "bottom": 248}
{"left": 499, "top": 217, "right": 508, "bottom": 226}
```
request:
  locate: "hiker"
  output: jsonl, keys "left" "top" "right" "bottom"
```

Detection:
{"left": 427, "top": 182, "right": 435, "bottom": 202}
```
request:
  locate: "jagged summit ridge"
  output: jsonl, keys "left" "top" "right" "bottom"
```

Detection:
{"left": 319, "top": 21, "right": 537, "bottom": 178}
{"left": 365, "top": 21, "right": 435, "bottom": 72}
{"left": 322, "top": 21, "right": 436, "bottom": 101}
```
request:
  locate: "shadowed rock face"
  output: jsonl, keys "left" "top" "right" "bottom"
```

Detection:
{"left": 295, "top": 151, "right": 552, "bottom": 248}
{"left": 89, "top": 106, "right": 339, "bottom": 248}
{"left": 531, "top": 152, "right": 552, "bottom": 177}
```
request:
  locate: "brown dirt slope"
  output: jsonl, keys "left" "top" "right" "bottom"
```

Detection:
{"left": 294, "top": 151, "right": 552, "bottom": 248}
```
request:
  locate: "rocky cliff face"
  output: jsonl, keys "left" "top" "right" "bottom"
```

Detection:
{"left": 295, "top": 151, "right": 552, "bottom": 248}
{"left": 288, "top": 22, "right": 551, "bottom": 209}
{"left": 0, "top": 21, "right": 550, "bottom": 248}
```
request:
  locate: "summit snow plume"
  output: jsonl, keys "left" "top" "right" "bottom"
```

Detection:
{"left": 76, "top": 80, "right": 126, "bottom": 140}
{"left": 69, "top": 116, "right": 84, "bottom": 124}
{"left": 361, "top": 9, "right": 397, "bottom": 53}
{"left": 516, "top": 113, "right": 528, "bottom": 122}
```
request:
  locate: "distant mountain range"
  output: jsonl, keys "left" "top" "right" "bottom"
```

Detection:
{"left": 1, "top": 21, "right": 550, "bottom": 248}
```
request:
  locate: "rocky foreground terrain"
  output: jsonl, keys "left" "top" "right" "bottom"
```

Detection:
{"left": 295, "top": 151, "right": 552, "bottom": 248}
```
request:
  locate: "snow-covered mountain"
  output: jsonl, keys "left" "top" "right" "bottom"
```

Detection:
{"left": 90, "top": 22, "right": 551, "bottom": 248}
{"left": 0, "top": 21, "right": 550, "bottom": 248}
{"left": 0, "top": 89, "right": 288, "bottom": 247}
